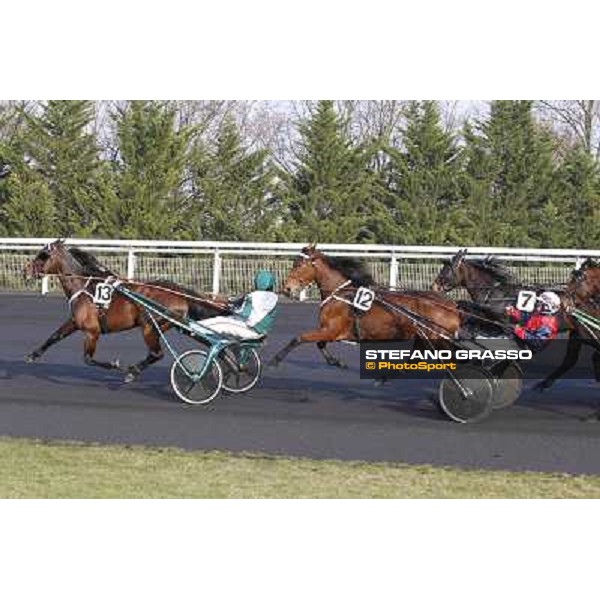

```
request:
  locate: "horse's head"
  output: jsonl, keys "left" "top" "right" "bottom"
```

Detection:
{"left": 431, "top": 248, "right": 467, "bottom": 293}
{"left": 568, "top": 258, "right": 600, "bottom": 302}
{"left": 24, "top": 239, "right": 68, "bottom": 280}
{"left": 283, "top": 243, "right": 320, "bottom": 297}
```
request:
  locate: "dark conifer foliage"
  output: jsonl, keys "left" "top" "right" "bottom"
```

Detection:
{"left": 0, "top": 100, "right": 598, "bottom": 247}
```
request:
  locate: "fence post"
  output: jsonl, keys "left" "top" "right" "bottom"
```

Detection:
{"left": 127, "top": 250, "right": 136, "bottom": 280}
{"left": 389, "top": 253, "right": 399, "bottom": 289}
{"left": 212, "top": 250, "right": 221, "bottom": 295}
{"left": 41, "top": 275, "right": 49, "bottom": 295}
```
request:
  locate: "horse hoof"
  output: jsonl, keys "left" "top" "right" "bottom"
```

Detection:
{"left": 123, "top": 372, "right": 136, "bottom": 384}
{"left": 25, "top": 353, "right": 39, "bottom": 364}
{"left": 111, "top": 359, "right": 121, "bottom": 370}
{"left": 582, "top": 411, "right": 600, "bottom": 422}
{"left": 329, "top": 362, "right": 346, "bottom": 369}
{"left": 124, "top": 367, "right": 140, "bottom": 384}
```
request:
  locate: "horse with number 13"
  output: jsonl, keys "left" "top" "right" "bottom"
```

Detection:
{"left": 23, "top": 239, "right": 228, "bottom": 383}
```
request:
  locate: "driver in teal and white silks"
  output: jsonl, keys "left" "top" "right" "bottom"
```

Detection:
{"left": 201, "top": 270, "right": 278, "bottom": 340}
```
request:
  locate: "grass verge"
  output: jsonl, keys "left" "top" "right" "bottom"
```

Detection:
{"left": 1, "top": 436, "right": 599, "bottom": 498}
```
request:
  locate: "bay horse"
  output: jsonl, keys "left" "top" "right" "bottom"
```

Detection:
{"left": 431, "top": 249, "right": 520, "bottom": 311}
{"left": 24, "top": 240, "right": 228, "bottom": 382}
{"left": 534, "top": 258, "right": 600, "bottom": 391}
{"left": 431, "top": 248, "right": 525, "bottom": 336}
{"left": 269, "top": 244, "right": 461, "bottom": 367}
{"left": 431, "top": 248, "right": 600, "bottom": 391}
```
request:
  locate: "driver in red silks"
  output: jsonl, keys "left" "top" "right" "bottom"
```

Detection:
{"left": 505, "top": 291, "right": 561, "bottom": 351}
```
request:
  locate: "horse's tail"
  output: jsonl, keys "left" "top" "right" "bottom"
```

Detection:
{"left": 187, "top": 297, "right": 224, "bottom": 321}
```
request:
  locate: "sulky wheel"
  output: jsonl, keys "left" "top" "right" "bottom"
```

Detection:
{"left": 438, "top": 364, "right": 494, "bottom": 424}
{"left": 170, "top": 349, "right": 223, "bottom": 405}
{"left": 219, "top": 346, "right": 262, "bottom": 394}
{"left": 489, "top": 360, "right": 523, "bottom": 410}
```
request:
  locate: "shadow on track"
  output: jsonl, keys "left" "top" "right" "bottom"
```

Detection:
{"left": 5, "top": 355, "right": 600, "bottom": 424}
{"left": 0, "top": 358, "right": 175, "bottom": 404}
{"left": 3, "top": 356, "right": 447, "bottom": 421}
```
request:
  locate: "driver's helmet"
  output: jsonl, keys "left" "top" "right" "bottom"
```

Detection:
{"left": 254, "top": 270, "right": 276, "bottom": 291}
{"left": 536, "top": 291, "right": 561, "bottom": 315}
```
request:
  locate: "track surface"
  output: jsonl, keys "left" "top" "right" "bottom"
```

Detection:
{"left": 2, "top": 294, "right": 600, "bottom": 474}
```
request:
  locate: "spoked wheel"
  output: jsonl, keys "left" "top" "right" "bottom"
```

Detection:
{"left": 438, "top": 364, "right": 494, "bottom": 424}
{"left": 489, "top": 360, "right": 523, "bottom": 410}
{"left": 170, "top": 349, "right": 223, "bottom": 405}
{"left": 219, "top": 346, "right": 262, "bottom": 394}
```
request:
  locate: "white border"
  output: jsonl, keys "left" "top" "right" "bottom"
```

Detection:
{"left": 2, "top": 1, "right": 598, "bottom": 99}
{"left": 2, "top": 0, "right": 598, "bottom": 597}
{"left": 2, "top": 501, "right": 599, "bottom": 599}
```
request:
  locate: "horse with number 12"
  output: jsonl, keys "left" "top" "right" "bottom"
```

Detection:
{"left": 269, "top": 243, "right": 462, "bottom": 368}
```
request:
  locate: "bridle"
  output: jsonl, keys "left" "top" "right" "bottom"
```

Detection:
{"left": 292, "top": 251, "right": 354, "bottom": 307}
{"left": 438, "top": 255, "right": 464, "bottom": 292}
{"left": 35, "top": 243, "right": 102, "bottom": 310}
{"left": 288, "top": 251, "right": 318, "bottom": 291}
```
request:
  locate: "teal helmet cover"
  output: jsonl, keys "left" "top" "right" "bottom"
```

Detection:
{"left": 254, "top": 270, "right": 276, "bottom": 291}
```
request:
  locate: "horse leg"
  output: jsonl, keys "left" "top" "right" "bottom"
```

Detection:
{"left": 533, "top": 334, "right": 581, "bottom": 392}
{"left": 269, "top": 337, "right": 302, "bottom": 367}
{"left": 25, "top": 318, "right": 78, "bottom": 363}
{"left": 83, "top": 329, "right": 121, "bottom": 371}
{"left": 317, "top": 341, "right": 347, "bottom": 369}
{"left": 124, "top": 323, "right": 165, "bottom": 383}
{"left": 269, "top": 328, "right": 341, "bottom": 367}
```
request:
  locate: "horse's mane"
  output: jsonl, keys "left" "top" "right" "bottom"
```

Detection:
{"left": 468, "top": 257, "right": 514, "bottom": 285}
{"left": 68, "top": 247, "right": 118, "bottom": 278}
{"left": 580, "top": 258, "right": 600, "bottom": 271}
{"left": 322, "top": 255, "right": 376, "bottom": 287}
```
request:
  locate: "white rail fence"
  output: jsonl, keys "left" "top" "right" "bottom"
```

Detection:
{"left": 1, "top": 238, "right": 599, "bottom": 300}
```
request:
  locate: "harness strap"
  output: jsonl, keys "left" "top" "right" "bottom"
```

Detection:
{"left": 67, "top": 277, "right": 94, "bottom": 309}
{"left": 354, "top": 315, "right": 362, "bottom": 341}
{"left": 98, "top": 311, "right": 110, "bottom": 334}
{"left": 320, "top": 280, "right": 353, "bottom": 307}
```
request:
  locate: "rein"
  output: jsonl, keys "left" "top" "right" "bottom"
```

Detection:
{"left": 570, "top": 308, "right": 600, "bottom": 341}
{"left": 375, "top": 296, "right": 455, "bottom": 341}
{"left": 38, "top": 273, "right": 228, "bottom": 311}
{"left": 319, "top": 281, "right": 512, "bottom": 337}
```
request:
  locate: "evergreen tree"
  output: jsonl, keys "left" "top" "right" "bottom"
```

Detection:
{"left": 20, "top": 101, "right": 109, "bottom": 236}
{"left": 0, "top": 102, "right": 36, "bottom": 235}
{"left": 378, "top": 101, "right": 463, "bottom": 244}
{"left": 460, "top": 101, "right": 558, "bottom": 247}
{"left": 282, "top": 100, "right": 376, "bottom": 243}
{"left": 189, "top": 116, "right": 281, "bottom": 240}
{"left": 0, "top": 172, "right": 55, "bottom": 236}
{"left": 112, "top": 101, "right": 193, "bottom": 239}
{"left": 554, "top": 145, "right": 600, "bottom": 248}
